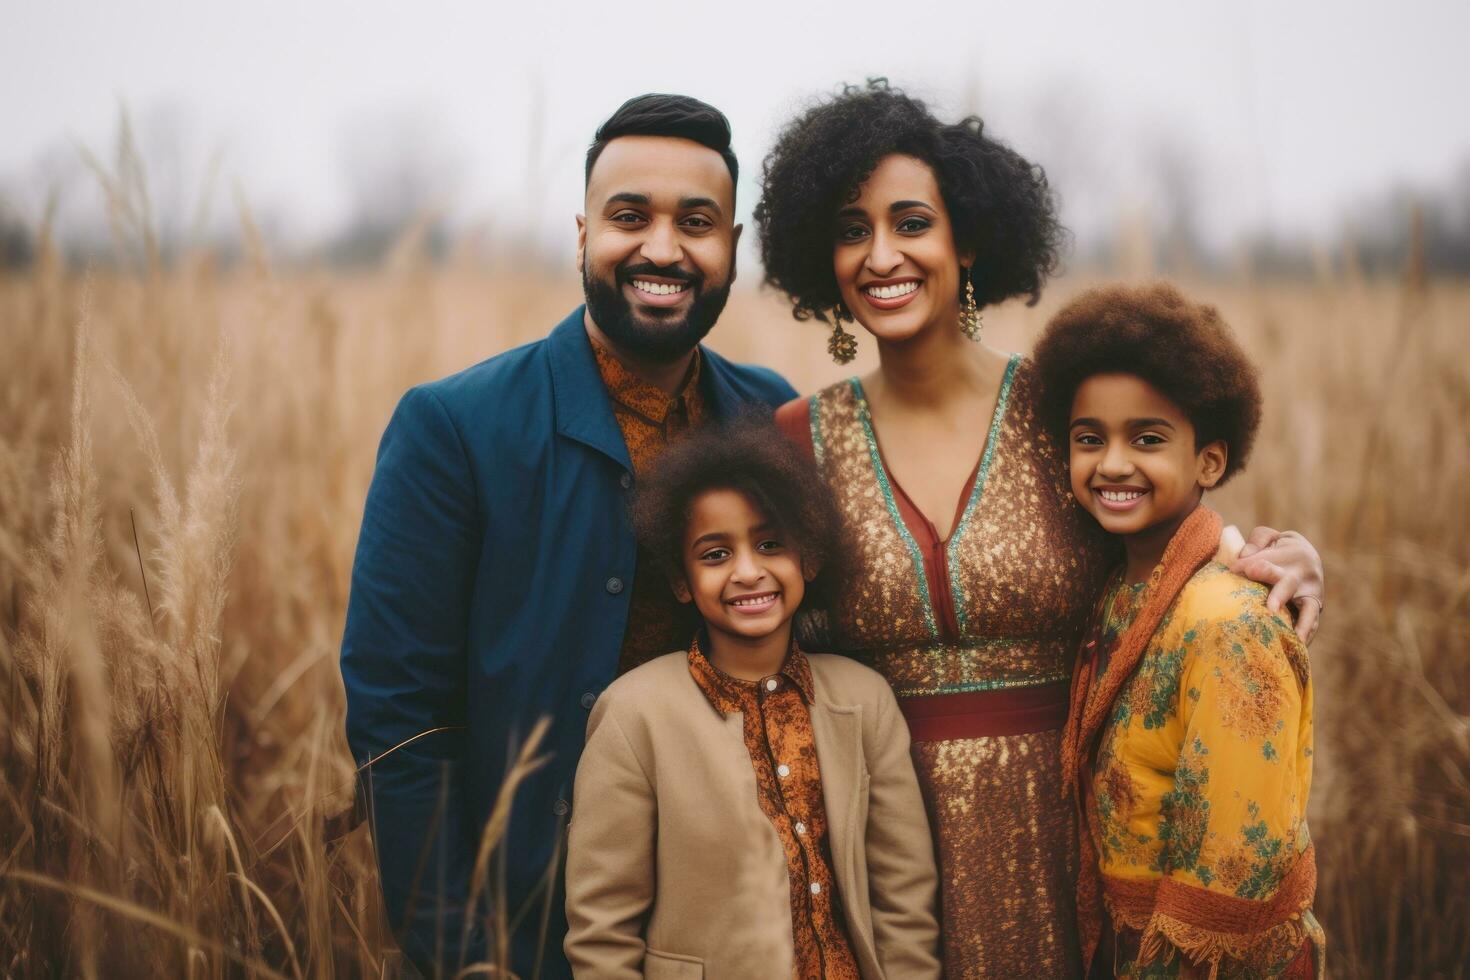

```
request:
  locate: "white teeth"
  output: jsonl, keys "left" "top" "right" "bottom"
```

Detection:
{"left": 1100, "top": 489, "right": 1146, "bottom": 502}
{"left": 864, "top": 281, "right": 919, "bottom": 299}
{"left": 730, "top": 595, "right": 775, "bottom": 606}
{"left": 632, "top": 279, "right": 687, "bottom": 296}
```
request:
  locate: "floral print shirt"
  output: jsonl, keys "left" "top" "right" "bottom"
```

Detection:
{"left": 1084, "top": 562, "right": 1324, "bottom": 977}
{"left": 591, "top": 340, "right": 708, "bottom": 672}
{"left": 687, "top": 637, "right": 861, "bottom": 980}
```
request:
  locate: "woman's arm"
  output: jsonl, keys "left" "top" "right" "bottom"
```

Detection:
{"left": 862, "top": 684, "right": 943, "bottom": 978}
{"left": 1229, "top": 527, "right": 1326, "bottom": 643}
{"left": 563, "top": 697, "right": 657, "bottom": 980}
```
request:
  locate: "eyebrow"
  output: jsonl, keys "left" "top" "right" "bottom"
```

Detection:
{"left": 605, "top": 192, "right": 650, "bottom": 208}
{"left": 689, "top": 521, "right": 775, "bottom": 550}
{"left": 679, "top": 196, "right": 723, "bottom": 216}
{"left": 689, "top": 531, "right": 729, "bottom": 550}
{"left": 1069, "top": 417, "right": 1177, "bottom": 430}
{"left": 836, "top": 199, "right": 939, "bottom": 220}
{"left": 603, "top": 192, "right": 724, "bottom": 217}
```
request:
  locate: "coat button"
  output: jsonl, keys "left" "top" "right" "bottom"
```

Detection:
{"left": 553, "top": 799, "right": 570, "bottom": 817}
{"left": 619, "top": 471, "right": 632, "bottom": 489}
{"left": 810, "top": 882, "right": 822, "bottom": 895}
{"left": 777, "top": 764, "right": 790, "bottom": 779}
{"left": 605, "top": 577, "right": 624, "bottom": 595}
{"left": 580, "top": 691, "right": 598, "bottom": 710}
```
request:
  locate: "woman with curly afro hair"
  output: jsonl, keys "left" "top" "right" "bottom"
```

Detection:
{"left": 759, "top": 80, "right": 1328, "bottom": 978}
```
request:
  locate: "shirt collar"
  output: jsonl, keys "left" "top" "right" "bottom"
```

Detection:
{"left": 687, "top": 632, "right": 815, "bottom": 714}
{"left": 590, "top": 338, "right": 703, "bottom": 426}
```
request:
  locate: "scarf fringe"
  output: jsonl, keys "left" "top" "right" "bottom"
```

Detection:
{"left": 1111, "top": 906, "right": 1314, "bottom": 979}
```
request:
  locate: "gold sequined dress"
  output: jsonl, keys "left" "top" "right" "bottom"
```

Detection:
{"left": 775, "top": 355, "right": 1111, "bottom": 978}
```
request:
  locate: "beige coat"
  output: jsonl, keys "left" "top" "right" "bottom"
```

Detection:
{"left": 564, "top": 651, "right": 941, "bottom": 979}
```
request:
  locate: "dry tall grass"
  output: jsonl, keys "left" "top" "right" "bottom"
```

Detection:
{"left": 1, "top": 201, "right": 1467, "bottom": 975}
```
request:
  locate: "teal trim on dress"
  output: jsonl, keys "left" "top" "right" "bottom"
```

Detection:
{"left": 848, "top": 377, "right": 941, "bottom": 639}
{"left": 808, "top": 392, "right": 825, "bottom": 471}
{"left": 858, "top": 634, "right": 1072, "bottom": 697}
{"left": 949, "top": 353, "right": 1022, "bottom": 632}
{"left": 892, "top": 673, "right": 1073, "bottom": 699}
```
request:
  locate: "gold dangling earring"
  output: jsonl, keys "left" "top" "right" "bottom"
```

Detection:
{"left": 960, "top": 267, "right": 983, "bottom": 342}
{"left": 828, "top": 303, "right": 858, "bottom": 365}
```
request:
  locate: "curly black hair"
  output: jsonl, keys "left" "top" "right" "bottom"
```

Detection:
{"left": 1032, "top": 282, "right": 1263, "bottom": 486}
{"left": 754, "top": 78, "right": 1065, "bottom": 324}
{"left": 629, "top": 416, "right": 849, "bottom": 612}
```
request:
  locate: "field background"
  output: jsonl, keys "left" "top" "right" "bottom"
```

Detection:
{"left": 2, "top": 2, "right": 1469, "bottom": 969}
{"left": 2, "top": 217, "right": 1467, "bottom": 976}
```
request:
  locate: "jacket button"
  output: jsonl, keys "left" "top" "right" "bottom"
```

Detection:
{"left": 553, "top": 799, "right": 570, "bottom": 817}
{"left": 605, "top": 576, "right": 624, "bottom": 595}
{"left": 619, "top": 471, "right": 632, "bottom": 489}
{"left": 580, "top": 691, "right": 598, "bottom": 710}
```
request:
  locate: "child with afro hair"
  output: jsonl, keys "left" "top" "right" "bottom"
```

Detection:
{"left": 1034, "top": 283, "right": 1325, "bottom": 977}
{"left": 563, "top": 418, "right": 941, "bottom": 979}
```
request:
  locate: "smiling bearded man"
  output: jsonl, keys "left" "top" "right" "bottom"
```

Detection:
{"left": 340, "top": 95, "right": 794, "bottom": 980}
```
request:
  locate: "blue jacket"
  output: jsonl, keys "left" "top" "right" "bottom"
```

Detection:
{"left": 341, "top": 307, "right": 795, "bottom": 978}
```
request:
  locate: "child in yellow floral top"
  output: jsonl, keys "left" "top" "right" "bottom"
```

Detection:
{"left": 1034, "top": 283, "right": 1324, "bottom": 978}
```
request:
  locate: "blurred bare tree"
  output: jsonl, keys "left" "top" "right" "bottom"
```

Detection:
{"left": 327, "top": 108, "right": 461, "bottom": 266}
{"left": 0, "top": 198, "right": 35, "bottom": 269}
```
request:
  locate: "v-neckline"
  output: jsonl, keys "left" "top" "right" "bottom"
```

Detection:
{"left": 851, "top": 353, "right": 1021, "bottom": 546}
{"left": 848, "top": 354, "right": 1022, "bottom": 639}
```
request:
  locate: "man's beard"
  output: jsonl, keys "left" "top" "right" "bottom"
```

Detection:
{"left": 582, "top": 261, "right": 733, "bottom": 365}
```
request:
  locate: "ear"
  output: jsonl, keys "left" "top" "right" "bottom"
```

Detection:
{"left": 1196, "top": 440, "right": 1228, "bottom": 489}
{"left": 801, "top": 555, "right": 822, "bottom": 583}
{"left": 575, "top": 214, "right": 587, "bottom": 274}
{"left": 671, "top": 575, "right": 693, "bottom": 604}
{"left": 958, "top": 249, "right": 977, "bottom": 272}
{"left": 729, "top": 222, "right": 743, "bottom": 285}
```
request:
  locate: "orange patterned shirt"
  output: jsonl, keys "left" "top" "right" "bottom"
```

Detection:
{"left": 591, "top": 340, "right": 709, "bottom": 673}
{"left": 688, "top": 637, "right": 861, "bottom": 980}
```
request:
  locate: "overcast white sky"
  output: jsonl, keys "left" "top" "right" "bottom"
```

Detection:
{"left": 5, "top": 0, "right": 1468, "bottom": 254}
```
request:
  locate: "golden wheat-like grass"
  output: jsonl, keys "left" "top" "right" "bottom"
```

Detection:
{"left": 1, "top": 162, "right": 1467, "bottom": 976}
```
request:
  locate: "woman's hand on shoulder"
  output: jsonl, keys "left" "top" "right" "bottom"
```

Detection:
{"left": 1229, "top": 527, "right": 1325, "bottom": 645}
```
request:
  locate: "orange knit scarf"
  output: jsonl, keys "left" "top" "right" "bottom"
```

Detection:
{"left": 1060, "top": 504, "right": 1222, "bottom": 970}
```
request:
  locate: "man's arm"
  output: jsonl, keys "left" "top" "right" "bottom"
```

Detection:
{"left": 341, "top": 385, "right": 481, "bottom": 974}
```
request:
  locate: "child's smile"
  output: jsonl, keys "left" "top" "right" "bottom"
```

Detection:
{"left": 726, "top": 590, "right": 781, "bottom": 615}
{"left": 1093, "top": 484, "right": 1151, "bottom": 512}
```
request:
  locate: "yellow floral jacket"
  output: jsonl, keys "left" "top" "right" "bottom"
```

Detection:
{"left": 1082, "top": 560, "right": 1325, "bottom": 977}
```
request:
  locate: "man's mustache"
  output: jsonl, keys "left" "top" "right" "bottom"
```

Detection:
{"left": 617, "top": 263, "right": 699, "bottom": 286}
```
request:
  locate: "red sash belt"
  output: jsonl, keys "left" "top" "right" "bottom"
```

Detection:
{"left": 898, "top": 680, "right": 1071, "bottom": 742}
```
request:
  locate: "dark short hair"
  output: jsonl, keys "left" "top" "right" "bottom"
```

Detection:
{"left": 1032, "top": 282, "right": 1263, "bottom": 486}
{"left": 586, "top": 93, "right": 739, "bottom": 195}
{"left": 630, "top": 416, "right": 849, "bottom": 612}
{"left": 755, "top": 78, "right": 1064, "bottom": 324}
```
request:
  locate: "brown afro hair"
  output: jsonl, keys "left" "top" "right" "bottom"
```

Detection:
{"left": 629, "top": 415, "right": 850, "bottom": 612}
{"left": 1032, "top": 282, "right": 1263, "bottom": 486}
